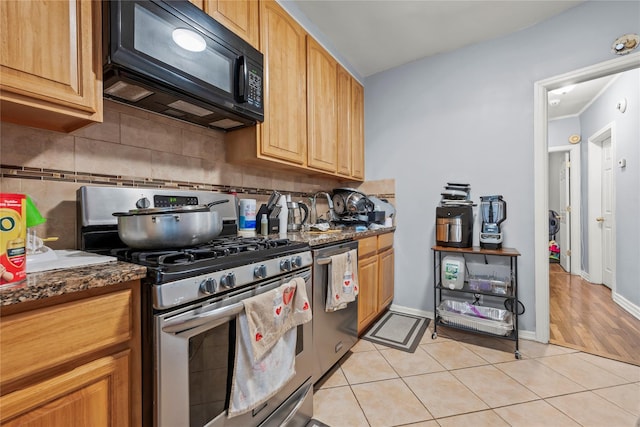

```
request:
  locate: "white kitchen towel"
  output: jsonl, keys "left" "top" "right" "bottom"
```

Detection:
{"left": 325, "top": 249, "right": 359, "bottom": 312}
{"left": 243, "top": 277, "right": 312, "bottom": 362}
{"left": 228, "top": 314, "right": 296, "bottom": 417}
{"left": 228, "top": 277, "right": 312, "bottom": 417}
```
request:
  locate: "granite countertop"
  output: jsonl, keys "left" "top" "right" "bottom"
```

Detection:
{"left": 0, "top": 261, "right": 147, "bottom": 307}
{"left": 287, "top": 225, "right": 395, "bottom": 246}
{"left": 0, "top": 226, "right": 395, "bottom": 308}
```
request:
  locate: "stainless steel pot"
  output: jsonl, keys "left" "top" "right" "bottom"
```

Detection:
{"left": 332, "top": 188, "right": 374, "bottom": 215}
{"left": 113, "top": 200, "right": 228, "bottom": 249}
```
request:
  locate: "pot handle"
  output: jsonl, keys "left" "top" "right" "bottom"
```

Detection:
{"left": 206, "top": 199, "right": 230, "bottom": 208}
{"left": 152, "top": 215, "right": 181, "bottom": 223}
{"left": 299, "top": 202, "right": 309, "bottom": 224}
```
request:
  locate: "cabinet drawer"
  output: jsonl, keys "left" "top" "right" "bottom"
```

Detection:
{"left": 358, "top": 236, "right": 378, "bottom": 258}
{"left": 1, "top": 290, "right": 133, "bottom": 388}
{"left": 378, "top": 232, "right": 394, "bottom": 251}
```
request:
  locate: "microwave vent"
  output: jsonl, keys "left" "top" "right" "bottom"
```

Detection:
{"left": 104, "top": 81, "right": 154, "bottom": 102}
{"left": 163, "top": 109, "right": 186, "bottom": 118}
{"left": 209, "top": 118, "right": 244, "bottom": 129}
{"left": 168, "top": 100, "right": 214, "bottom": 117}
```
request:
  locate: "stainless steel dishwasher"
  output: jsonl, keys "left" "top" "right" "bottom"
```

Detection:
{"left": 311, "top": 240, "right": 359, "bottom": 383}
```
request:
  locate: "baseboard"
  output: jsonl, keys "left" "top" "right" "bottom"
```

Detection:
{"left": 389, "top": 303, "right": 537, "bottom": 341}
{"left": 580, "top": 271, "right": 591, "bottom": 282}
{"left": 612, "top": 292, "right": 640, "bottom": 320}
{"left": 389, "top": 303, "right": 433, "bottom": 319}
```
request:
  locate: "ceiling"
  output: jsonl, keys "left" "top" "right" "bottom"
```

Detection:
{"left": 286, "top": 0, "right": 614, "bottom": 118}
{"left": 547, "top": 74, "right": 618, "bottom": 120}
{"left": 288, "top": 0, "right": 584, "bottom": 77}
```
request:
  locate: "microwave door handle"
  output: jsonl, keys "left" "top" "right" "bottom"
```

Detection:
{"left": 236, "top": 55, "right": 247, "bottom": 102}
{"left": 162, "top": 302, "right": 244, "bottom": 334}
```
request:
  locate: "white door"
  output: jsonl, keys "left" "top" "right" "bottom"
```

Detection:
{"left": 601, "top": 136, "right": 614, "bottom": 288}
{"left": 559, "top": 152, "right": 571, "bottom": 272}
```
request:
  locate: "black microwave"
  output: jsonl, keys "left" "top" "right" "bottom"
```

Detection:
{"left": 103, "top": 0, "right": 263, "bottom": 131}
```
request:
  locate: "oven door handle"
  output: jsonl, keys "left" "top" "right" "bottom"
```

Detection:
{"left": 280, "top": 381, "right": 313, "bottom": 426}
{"left": 316, "top": 248, "right": 353, "bottom": 265}
{"left": 162, "top": 302, "right": 244, "bottom": 334}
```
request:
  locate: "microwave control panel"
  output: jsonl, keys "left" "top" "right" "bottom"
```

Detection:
{"left": 247, "top": 70, "right": 262, "bottom": 109}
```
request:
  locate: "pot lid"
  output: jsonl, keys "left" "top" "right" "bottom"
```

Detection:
{"left": 113, "top": 205, "right": 210, "bottom": 216}
{"left": 112, "top": 199, "right": 228, "bottom": 216}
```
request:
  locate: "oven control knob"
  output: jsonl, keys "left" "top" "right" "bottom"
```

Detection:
{"left": 221, "top": 272, "right": 236, "bottom": 288}
{"left": 254, "top": 264, "right": 267, "bottom": 279}
{"left": 291, "top": 256, "right": 303, "bottom": 268}
{"left": 280, "top": 259, "right": 292, "bottom": 272}
{"left": 199, "top": 278, "right": 217, "bottom": 295}
{"left": 136, "top": 197, "right": 151, "bottom": 209}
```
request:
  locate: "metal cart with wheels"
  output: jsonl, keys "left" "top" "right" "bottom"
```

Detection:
{"left": 432, "top": 245, "right": 521, "bottom": 359}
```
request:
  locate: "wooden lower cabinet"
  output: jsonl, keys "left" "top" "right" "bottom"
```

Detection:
{"left": 0, "top": 281, "right": 141, "bottom": 426}
{"left": 357, "top": 232, "right": 395, "bottom": 334}
{"left": 1, "top": 351, "right": 131, "bottom": 427}
{"left": 378, "top": 247, "right": 395, "bottom": 309}
{"left": 357, "top": 255, "right": 379, "bottom": 333}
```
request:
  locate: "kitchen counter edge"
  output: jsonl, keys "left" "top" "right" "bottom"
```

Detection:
{"left": 0, "top": 261, "right": 147, "bottom": 307}
{"left": 288, "top": 226, "right": 396, "bottom": 247}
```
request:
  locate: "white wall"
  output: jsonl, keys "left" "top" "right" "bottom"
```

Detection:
{"left": 364, "top": 1, "right": 640, "bottom": 332}
{"left": 549, "top": 117, "right": 580, "bottom": 148}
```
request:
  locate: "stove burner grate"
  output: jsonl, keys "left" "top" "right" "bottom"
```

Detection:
{"left": 111, "top": 237, "right": 309, "bottom": 282}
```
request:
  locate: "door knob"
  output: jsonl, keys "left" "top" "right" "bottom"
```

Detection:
{"left": 595, "top": 217, "right": 605, "bottom": 222}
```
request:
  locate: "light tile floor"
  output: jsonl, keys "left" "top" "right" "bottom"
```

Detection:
{"left": 313, "top": 324, "right": 640, "bottom": 427}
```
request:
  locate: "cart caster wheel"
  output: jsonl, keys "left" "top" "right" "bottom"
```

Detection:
{"left": 432, "top": 332, "right": 437, "bottom": 339}
{"left": 515, "top": 351, "right": 521, "bottom": 359}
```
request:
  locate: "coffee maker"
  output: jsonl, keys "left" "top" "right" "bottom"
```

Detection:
{"left": 435, "top": 183, "right": 474, "bottom": 248}
{"left": 479, "top": 195, "right": 507, "bottom": 249}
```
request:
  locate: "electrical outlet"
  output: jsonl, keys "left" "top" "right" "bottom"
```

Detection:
{"left": 473, "top": 293, "right": 483, "bottom": 304}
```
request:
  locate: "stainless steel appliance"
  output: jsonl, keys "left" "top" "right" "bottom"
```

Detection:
{"left": 103, "top": 0, "right": 263, "bottom": 131}
{"left": 78, "top": 186, "right": 313, "bottom": 427}
{"left": 479, "top": 195, "right": 507, "bottom": 249}
{"left": 286, "top": 197, "right": 309, "bottom": 232}
{"left": 311, "top": 241, "right": 359, "bottom": 383}
{"left": 436, "top": 183, "right": 474, "bottom": 248}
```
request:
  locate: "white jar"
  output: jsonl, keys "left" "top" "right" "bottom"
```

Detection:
{"left": 441, "top": 255, "right": 465, "bottom": 290}
{"left": 239, "top": 199, "right": 256, "bottom": 230}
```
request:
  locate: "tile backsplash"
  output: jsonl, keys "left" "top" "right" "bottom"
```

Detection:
{"left": 1, "top": 100, "right": 394, "bottom": 249}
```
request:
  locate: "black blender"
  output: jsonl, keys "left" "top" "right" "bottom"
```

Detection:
{"left": 479, "top": 195, "right": 506, "bottom": 249}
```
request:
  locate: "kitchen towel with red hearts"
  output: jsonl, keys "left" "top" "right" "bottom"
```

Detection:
{"left": 228, "top": 277, "right": 312, "bottom": 417}
{"left": 325, "top": 249, "right": 359, "bottom": 312}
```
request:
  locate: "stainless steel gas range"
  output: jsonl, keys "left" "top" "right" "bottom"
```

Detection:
{"left": 78, "top": 186, "right": 314, "bottom": 427}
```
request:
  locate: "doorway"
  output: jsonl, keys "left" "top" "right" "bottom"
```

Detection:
{"left": 587, "top": 124, "right": 616, "bottom": 290}
{"left": 547, "top": 145, "right": 581, "bottom": 275}
{"left": 533, "top": 52, "right": 640, "bottom": 347}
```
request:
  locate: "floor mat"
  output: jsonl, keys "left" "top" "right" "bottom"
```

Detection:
{"left": 361, "top": 310, "right": 430, "bottom": 353}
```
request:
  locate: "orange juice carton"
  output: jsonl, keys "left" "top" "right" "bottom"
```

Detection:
{"left": 1, "top": 193, "right": 27, "bottom": 285}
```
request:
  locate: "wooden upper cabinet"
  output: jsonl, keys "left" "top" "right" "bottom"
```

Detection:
{"left": 307, "top": 37, "right": 338, "bottom": 173}
{"left": 0, "top": 0, "right": 102, "bottom": 133}
{"left": 258, "top": 0, "right": 307, "bottom": 165}
{"left": 336, "top": 64, "right": 364, "bottom": 180}
{"left": 200, "top": 0, "right": 259, "bottom": 48}
{"left": 336, "top": 66, "right": 352, "bottom": 176}
{"left": 351, "top": 79, "right": 365, "bottom": 180}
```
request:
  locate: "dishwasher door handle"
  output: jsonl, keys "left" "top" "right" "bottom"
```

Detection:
{"left": 316, "top": 247, "right": 354, "bottom": 265}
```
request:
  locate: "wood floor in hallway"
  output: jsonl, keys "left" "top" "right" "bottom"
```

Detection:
{"left": 549, "top": 263, "right": 640, "bottom": 366}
